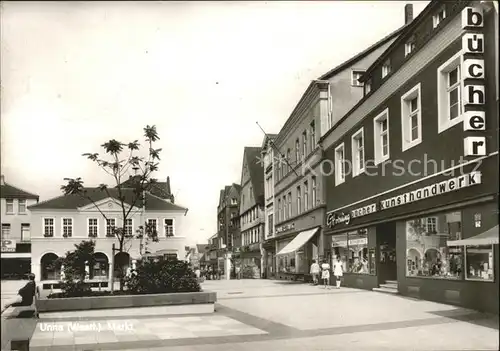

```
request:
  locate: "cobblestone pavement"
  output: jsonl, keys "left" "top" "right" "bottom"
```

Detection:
{"left": 2, "top": 279, "right": 499, "bottom": 350}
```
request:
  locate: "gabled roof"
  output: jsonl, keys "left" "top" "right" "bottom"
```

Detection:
{"left": 119, "top": 175, "right": 175, "bottom": 203}
{"left": 1, "top": 182, "right": 39, "bottom": 200}
{"left": 28, "top": 187, "right": 187, "bottom": 212}
{"left": 319, "top": 24, "right": 407, "bottom": 80}
{"left": 243, "top": 146, "right": 264, "bottom": 206}
{"left": 261, "top": 133, "right": 278, "bottom": 149}
{"left": 360, "top": 1, "right": 439, "bottom": 82}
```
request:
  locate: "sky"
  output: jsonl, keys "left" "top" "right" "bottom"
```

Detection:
{"left": 1, "top": 1, "right": 429, "bottom": 245}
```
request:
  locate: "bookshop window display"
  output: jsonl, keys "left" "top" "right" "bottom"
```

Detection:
{"left": 331, "top": 230, "right": 375, "bottom": 275}
{"left": 405, "top": 211, "right": 463, "bottom": 279}
{"left": 466, "top": 245, "right": 494, "bottom": 281}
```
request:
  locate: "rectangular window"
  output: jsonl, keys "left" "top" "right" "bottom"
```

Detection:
{"left": 333, "top": 229, "right": 373, "bottom": 275}
{"left": 1, "top": 223, "right": 11, "bottom": 240}
{"left": 282, "top": 196, "right": 287, "bottom": 220}
{"left": 62, "top": 218, "right": 73, "bottom": 238}
{"left": 88, "top": 218, "right": 98, "bottom": 237}
{"left": 364, "top": 79, "right": 372, "bottom": 95}
{"left": 405, "top": 36, "right": 416, "bottom": 56}
{"left": 18, "top": 199, "right": 27, "bottom": 214}
{"left": 295, "top": 139, "right": 300, "bottom": 163}
{"left": 406, "top": 211, "right": 462, "bottom": 279}
{"left": 351, "top": 70, "right": 365, "bottom": 87}
{"left": 125, "top": 218, "right": 133, "bottom": 236}
{"left": 268, "top": 214, "right": 274, "bottom": 235}
{"left": 43, "top": 218, "right": 54, "bottom": 237}
{"left": 382, "top": 59, "right": 391, "bottom": 78}
{"left": 401, "top": 83, "right": 422, "bottom": 151}
{"left": 287, "top": 192, "right": 292, "bottom": 218}
{"left": 311, "top": 176, "right": 317, "bottom": 206}
{"left": 277, "top": 199, "right": 281, "bottom": 222}
{"left": 296, "top": 186, "right": 301, "bottom": 214}
{"left": 310, "top": 121, "right": 316, "bottom": 151}
{"left": 286, "top": 149, "right": 291, "bottom": 174}
{"left": 433, "top": 6, "right": 446, "bottom": 28}
{"left": 303, "top": 181, "right": 309, "bottom": 212}
{"left": 437, "top": 52, "right": 463, "bottom": 133}
{"left": 302, "top": 131, "right": 307, "bottom": 159}
{"left": 373, "top": 109, "right": 390, "bottom": 165}
{"left": 164, "top": 219, "right": 174, "bottom": 237}
{"left": 106, "top": 218, "right": 116, "bottom": 237}
{"left": 351, "top": 128, "right": 365, "bottom": 177}
{"left": 231, "top": 198, "right": 237, "bottom": 205}
{"left": 21, "top": 223, "right": 30, "bottom": 241}
{"left": 5, "top": 199, "right": 14, "bottom": 214}
{"left": 334, "top": 143, "right": 346, "bottom": 185}
{"left": 466, "top": 245, "right": 494, "bottom": 281}
{"left": 147, "top": 218, "right": 158, "bottom": 233}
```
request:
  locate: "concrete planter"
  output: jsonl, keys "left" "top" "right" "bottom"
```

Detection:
{"left": 37, "top": 291, "right": 217, "bottom": 314}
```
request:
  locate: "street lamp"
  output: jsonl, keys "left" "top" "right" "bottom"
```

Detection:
{"left": 109, "top": 243, "right": 120, "bottom": 293}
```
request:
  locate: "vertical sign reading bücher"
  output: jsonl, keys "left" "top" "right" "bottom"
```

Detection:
{"left": 462, "top": 6, "right": 487, "bottom": 157}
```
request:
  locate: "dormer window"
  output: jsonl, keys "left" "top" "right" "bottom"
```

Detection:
{"left": 433, "top": 6, "right": 446, "bottom": 28}
{"left": 364, "top": 78, "right": 372, "bottom": 95}
{"left": 382, "top": 59, "right": 391, "bottom": 79}
{"left": 351, "top": 70, "right": 365, "bottom": 87}
{"left": 405, "top": 36, "right": 416, "bottom": 57}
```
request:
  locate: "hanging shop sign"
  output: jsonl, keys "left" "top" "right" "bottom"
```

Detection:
{"left": 1, "top": 239, "right": 16, "bottom": 253}
{"left": 327, "top": 171, "right": 482, "bottom": 228}
{"left": 276, "top": 222, "right": 295, "bottom": 234}
{"left": 462, "top": 6, "right": 487, "bottom": 157}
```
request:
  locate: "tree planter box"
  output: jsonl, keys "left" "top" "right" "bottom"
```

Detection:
{"left": 37, "top": 291, "right": 217, "bottom": 314}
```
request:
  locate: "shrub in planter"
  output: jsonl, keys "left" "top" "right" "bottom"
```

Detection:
{"left": 125, "top": 258, "right": 201, "bottom": 294}
{"left": 241, "top": 265, "right": 255, "bottom": 279}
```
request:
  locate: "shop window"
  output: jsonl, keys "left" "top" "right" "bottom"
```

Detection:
{"left": 405, "top": 211, "right": 462, "bottom": 279}
{"left": 465, "top": 245, "right": 494, "bottom": 281}
{"left": 332, "top": 230, "right": 374, "bottom": 275}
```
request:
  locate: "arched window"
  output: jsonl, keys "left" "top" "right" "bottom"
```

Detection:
{"left": 40, "top": 253, "right": 61, "bottom": 280}
{"left": 92, "top": 252, "right": 109, "bottom": 279}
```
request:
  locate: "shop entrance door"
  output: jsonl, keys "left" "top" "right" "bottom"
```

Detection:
{"left": 377, "top": 222, "right": 397, "bottom": 284}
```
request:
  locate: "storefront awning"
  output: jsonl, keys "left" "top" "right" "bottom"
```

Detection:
{"left": 277, "top": 227, "right": 319, "bottom": 256}
{"left": 447, "top": 225, "right": 499, "bottom": 246}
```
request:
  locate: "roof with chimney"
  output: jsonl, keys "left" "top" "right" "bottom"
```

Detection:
{"left": 119, "top": 175, "right": 175, "bottom": 203}
{"left": 243, "top": 147, "right": 265, "bottom": 206}
{"left": 0, "top": 175, "right": 39, "bottom": 200}
{"left": 28, "top": 187, "right": 187, "bottom": 212}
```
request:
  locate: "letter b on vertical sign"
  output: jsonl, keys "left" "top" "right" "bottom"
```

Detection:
{"left": 462, "top": 7, "right": 484, "bottom": 29}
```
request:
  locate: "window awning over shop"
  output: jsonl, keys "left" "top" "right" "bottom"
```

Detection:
{"left": 447, "top": 225, "right": 499, "bottom": 246}
{"left": 277, "top": 227, "right": 319, "bottom": 256}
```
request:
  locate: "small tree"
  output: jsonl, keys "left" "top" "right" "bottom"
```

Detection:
{"left": 56, "top": 240, "right": 96, "bottom": 297}
{"left": 61, "top": 125, "right": 162, "bottom": 291}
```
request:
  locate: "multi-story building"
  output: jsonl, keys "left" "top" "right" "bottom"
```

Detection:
{"left": 320, "top": 0, "right": 498, "bottom": 313}
{"left": 261, "top": 134, "right": 278, "bottom": 278}
{"left": 0, "top": 175, "right": 39, "bottom": 278}
{"left": 27, "top": 179, "right": 189, "bottom": 291}
{"left": 235, "top": 147, "right": 265, "bottom": 278}
{"left": 216, "top": 183, "right": 241, "bottom": 279}
{"left": 270, "top": 7, "right": 410, "bottom": 281}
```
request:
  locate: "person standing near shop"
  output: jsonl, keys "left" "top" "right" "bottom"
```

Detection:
{"left": 333, "top": 256, "right": 344, "bottom": 289}
{"left": 310, "top": 260, "right": 320, "bottom": 285}
{"left": 321, "top": 259, "right": 331, "bottom": 289}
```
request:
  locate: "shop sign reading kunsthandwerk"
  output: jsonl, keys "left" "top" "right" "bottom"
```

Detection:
{"left": 326, "top": 171, "right": 482, "bottom": 228}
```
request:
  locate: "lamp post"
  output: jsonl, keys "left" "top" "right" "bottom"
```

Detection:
{"left": 109, "top": 243, "right": 120, "bottom": 294}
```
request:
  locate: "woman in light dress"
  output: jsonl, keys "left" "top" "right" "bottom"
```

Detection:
{"left": 321, "top": 260, "right": 331, "bottom": 289}
{"left": 333, "top": 256, "right": 344, "bottom": 289}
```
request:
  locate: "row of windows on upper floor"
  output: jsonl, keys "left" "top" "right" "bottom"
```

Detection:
{"left": 242, "top": 225, "right": 262, "bottom": 246}
{"left": 363, "top": 5, "right": 449, "bottom": 96}
{"left": 275, "top": 120, "right": 317, "bottom": 183}
{"left": 333, "top": 49, "right": 470, "bottom": 186}
{"left": 41, "top": 217, "right": 176, "bottom": 238}
{"left": 3, "top": 199, "right": 29, "bottom": 215}
{"left": 276, "top": 176, "right": 318, "bottom": 224}
{"left": 1, "top": 222, "right": 31, "bottom": 241}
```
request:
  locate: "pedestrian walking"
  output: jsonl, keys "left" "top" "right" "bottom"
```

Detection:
{"left": 321, "top": 259, "right": 331, "bottom": 289}
{"left": 310, "top": 260, "right": 320, "bottom": 285}
{"left": 333, "top": 255, "right": 344, "bottom": 289}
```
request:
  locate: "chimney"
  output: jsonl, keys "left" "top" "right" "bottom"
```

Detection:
{"left": 166, "top": 177, "right": 171, "bottom": 195}
{"left": 0, "top": 175, "right": 4, "bottom": 185}
{"left": 405, "top": 4, "right": 414, "bottom": 25}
